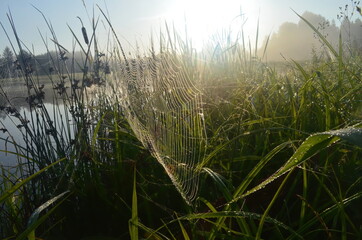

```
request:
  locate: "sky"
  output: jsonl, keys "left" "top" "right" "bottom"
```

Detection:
{"left": 0, "top": 0, "right": 357, "bottom": 54}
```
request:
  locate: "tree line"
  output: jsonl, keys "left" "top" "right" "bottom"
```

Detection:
{"left": 260, "top": 11, "right": 362, "bottom": 61}
{"left": 0, "top": 47, "right": 87, "bottom": 79}
{"left": 1, "top": 10, "right": 360, "bottom": 77}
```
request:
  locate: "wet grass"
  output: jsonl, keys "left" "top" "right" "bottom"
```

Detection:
{"left": 0, "top": 8, "right": 361, "bottom": 240}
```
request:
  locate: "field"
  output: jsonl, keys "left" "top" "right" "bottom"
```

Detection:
{"left": 0, "top": 10, "right": 361, "bottom": 240}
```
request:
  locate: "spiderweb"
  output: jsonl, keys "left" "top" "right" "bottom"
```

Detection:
{"left": 112, "top": 52, "right": 207, "bottom": 204}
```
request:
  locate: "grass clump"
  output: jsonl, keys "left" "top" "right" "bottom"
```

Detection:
{"left": 0, "top": 6, "right": 361, "bottom": 240}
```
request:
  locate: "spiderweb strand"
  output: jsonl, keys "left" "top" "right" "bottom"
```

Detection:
{"left": 112, "top": 52, "right": 206, "bottom": 204}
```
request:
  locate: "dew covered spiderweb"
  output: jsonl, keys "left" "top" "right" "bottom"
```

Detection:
{"left": 111, "top": 51, "right": 207, "bottom": 204}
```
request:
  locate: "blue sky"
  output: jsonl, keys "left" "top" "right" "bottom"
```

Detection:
{"left": 0, "top": 0, "right": 358, "bottom": 54}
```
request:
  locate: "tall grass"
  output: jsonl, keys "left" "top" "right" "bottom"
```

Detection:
{"left": 0, "top": 6, "right": 361, "bottom": 240}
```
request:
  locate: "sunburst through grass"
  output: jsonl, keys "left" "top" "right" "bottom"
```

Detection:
{"left": 0, "top": 3, "right": 361, "bottom": 240}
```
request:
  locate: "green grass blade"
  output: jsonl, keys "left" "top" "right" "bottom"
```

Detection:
{"left": 135, "top": 222, "right": 166, "bottom": 240}
{"left": 198, "top": 197, "right": 218, "bottom": 213}
{"left": 323, "top": 126, "right": 362, "bottom": 148}
{"left": 177, "top": 219, "right": 190, "bottom": 240}
{"left": 233, "top": 141, "right": 291, "bottom": 198}
{"left": 180, "top": 211, "right": 303, "bottom": 239}
{"left": 25, "top": 191, "right": 70, "bottom": 240}
{"left": 129, "top": 167, "right": 138, "bottom": 240}
{"left": 256, "top": 170, "right": 294, "bottom": 240}
{"left": 231, "top": 136, "right": 335, "bottom": 203}
{"left": 203, "top": 167, "right": 233, "bottom": 201}
{"left": 15, "top": 191, "right": 70, "bottom": 240}
{"left": 0, "top": 158, "right": 67, "bottom": 204}
{"left": 91, "top": 112, "right": 106, "bottom": 153}
{"left": 231, "top": 125, "right": 362, "bottom": 204}
{"left": 291, "top": 60, "right": 309, "bottom": 81}
{"left": 293, "top": 9, "right": 338, "bottom": 59}
{"left": 289, "top": 192, "right": 362, "bottom": 239}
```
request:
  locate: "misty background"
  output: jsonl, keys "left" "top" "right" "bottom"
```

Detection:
{"left": 260, "top": 11, "right": 362, "bottom": 61}
{"left": 0, "top": 10, "right": 361, "bottom": 78}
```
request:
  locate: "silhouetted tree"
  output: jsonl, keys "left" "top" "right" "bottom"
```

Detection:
{"left": 0, "top": 47, "right": 15, "bottom": 78}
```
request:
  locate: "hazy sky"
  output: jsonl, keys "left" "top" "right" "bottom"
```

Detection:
{"left": 0, "top": 0, "right": 356, "bottom": 54}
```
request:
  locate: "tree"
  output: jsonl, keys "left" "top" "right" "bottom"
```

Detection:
{"left": 1, "top": 47, "right": 15, "bottom": 78}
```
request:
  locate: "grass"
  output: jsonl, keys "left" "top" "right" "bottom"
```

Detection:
{"left": 0, "top": 6, "right": 361, "bottom": 240}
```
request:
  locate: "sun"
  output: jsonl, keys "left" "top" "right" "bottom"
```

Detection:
{"left": 165, "top": 0, "right": 257, "bottom": 50}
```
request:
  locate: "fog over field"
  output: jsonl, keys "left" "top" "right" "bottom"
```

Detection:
{"left": 261, "top": 11, "right": 362, "bottom": 61}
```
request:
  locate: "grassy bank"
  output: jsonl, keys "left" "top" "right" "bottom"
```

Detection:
{"left": 0, "top": 9, "right": 361, "bottom": 240}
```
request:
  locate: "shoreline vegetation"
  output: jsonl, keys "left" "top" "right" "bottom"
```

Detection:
{"left": 0, "top": 3, "right": 362, "bottom": 240}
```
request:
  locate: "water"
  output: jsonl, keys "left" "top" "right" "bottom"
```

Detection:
{"left": 0, "top": 77, "right": 104, "bottom": 170}
{"left": 0, "top": 79, "right": 75, "bottom": 169}
{"left": 0, "top": 109, "right": 25, "bottom": 167}
{"left": 0, "top": 102, "right": 73, "bottom": 168}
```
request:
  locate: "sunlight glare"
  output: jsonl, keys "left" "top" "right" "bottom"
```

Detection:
{"left": 166, "top": 0, "right": 257, "bottom": 50}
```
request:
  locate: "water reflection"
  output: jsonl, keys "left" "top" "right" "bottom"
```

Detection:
{"left": 0, "top": 89, "right": 73, "bottom": 168}
{"left": 0, "top": 76, "right": 103, "bottom": 170}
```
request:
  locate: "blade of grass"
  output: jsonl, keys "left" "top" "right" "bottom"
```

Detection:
{"left": 0, "top": 158, "right": 67, "bottom": 204}
{"left": 181, "top": 211, "right": 303, "bottom": 239}
{"left": 231, "top": 125, "right": 362, "bottom": 204}
{"left": 129, "top": 167, "right": 138, "bottom": 240}
{"left": 292, "top": 9, "right": 339, "bottom": 59}
{"left": 255, "top": 170, "right": 294, "bottom": 240}
{"left": 24, "top": 191, "right": 70, "bottom": 240}
{"left": 177, "top": 219, "right": 190, "bottom": 240}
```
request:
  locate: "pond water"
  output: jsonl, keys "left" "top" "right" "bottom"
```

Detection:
{"left": 0, "top": 75, "right": 108, "bottom": 173}
{"left": 0, "top": 81, "right": 76, "bottom": 169}
{"left": 0, "top": 102, "right": 73, "bottom": 167}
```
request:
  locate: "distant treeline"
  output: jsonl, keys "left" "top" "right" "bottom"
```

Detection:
{"left": 1, "top": 11, "right": 361, "bottom": 77}
{"left": 0, "top": 48, "right": 87, "bottom": 79}
{"left": 260, "top": 11, "right": 362, "bottom": 61}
